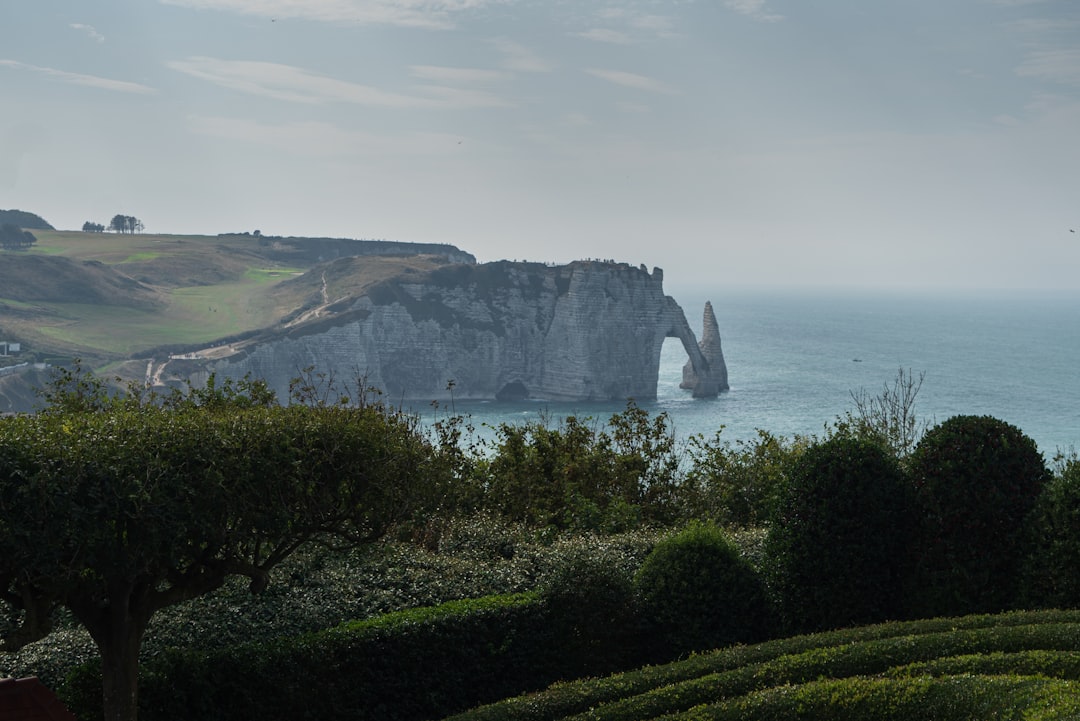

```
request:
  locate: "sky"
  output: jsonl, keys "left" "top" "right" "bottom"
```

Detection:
{"left": 2, "top": 0, "right": 1079, "bottom": 293}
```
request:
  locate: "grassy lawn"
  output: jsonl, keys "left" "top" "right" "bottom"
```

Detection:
{"left": 119, "top": 252, "right": 160, "bottom": 263}
{"left": 34, "top": 303, "right": 233, "bottom": 353}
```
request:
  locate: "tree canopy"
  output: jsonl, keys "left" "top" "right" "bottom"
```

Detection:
{"left": 0, "top": 373, "right": 448, "bottom": 721}
{"left": 109, "top": 215, "right": 144, "bottom": 234}
{"left": 0, "top": 223, "right": 36, "bottom": 250}
{"left": 0, "top": 209, "right": 53, "bottom": 230}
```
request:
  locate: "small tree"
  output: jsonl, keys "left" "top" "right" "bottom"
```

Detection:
{"left": 906, "top": 415, "right": 1050, "bottom": 618}
{"left": 834, "top": 367, "right": 929, "bottom": 461}
{"left": 1, "top": 376, "right": 445, "bottom": 721}
{"left": 765, "top": 436, "right": 914, "bottom": 633}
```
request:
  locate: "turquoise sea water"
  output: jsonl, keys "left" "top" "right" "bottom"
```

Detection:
{"left": 418, "top": 287, "right": 1080, "bottom": 458}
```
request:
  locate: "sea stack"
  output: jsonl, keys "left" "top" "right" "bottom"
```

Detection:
{"left": 681, "top": 301, "right": 729, "bottom": 396}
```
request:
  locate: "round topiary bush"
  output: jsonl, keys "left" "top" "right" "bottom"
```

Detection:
{"left": 764, "top": 436, "right": 913, "bottom": 634}
{"left": 633, "top": 521, "right": 770, "bottom": 658}
{"left": 907, "top": 415, "right": 1050, "bottom": 618}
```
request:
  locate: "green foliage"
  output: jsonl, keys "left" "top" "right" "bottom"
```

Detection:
{"left": 1020, "top": 451, "right": 1080, "bottom": 609}
{"left": 539, "top": 544, "right": 641, "bottom": 675}
{"left": 692, "top": 675, "right": 1078, "bottom": 721}
{"left": 0, "top": 398, "right": 446, "bottom": 721}
{"left": 907, "top": 415, "right": 1050, "bottom": 619}
{"left": 478, "top": 402, "right": 683, "bottom": 531}
{"left": 1, "top": 520, "right": 660, "bottom": 695}
{"left": 62, "top": 591, "right": 635, "bottom": 721}
{"left": 447, "top": 610, "right": 1080, "bottom": 721}
{"left": 681, "top": 429, "right": 804, "bottom": 527}
{"left": 765, "top": 437, "right": 913, "bottom": 634}
{"left": 0, "top": 209, "right": 53, "bottom": 230}
{"left": 634, "top": 522, "right": 770, "bottom": 658}
{"left": 0, "top": 223, "right": 36, "bottom": 250}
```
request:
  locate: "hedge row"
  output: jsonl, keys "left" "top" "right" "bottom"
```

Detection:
{"left": 446, "top": 610, "right": 1080, "bottom": 721}
{"left": 63, "top": 591, "right": 621, "bottom": 721}
{"left": 675, "top": 675, "right": 1080, "bottom": 721}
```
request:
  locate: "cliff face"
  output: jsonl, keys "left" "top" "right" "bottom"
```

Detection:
{"left": 199, "top": 260, "right": 726, "bottom": 402}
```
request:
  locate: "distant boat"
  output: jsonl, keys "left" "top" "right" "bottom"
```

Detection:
{"left": 852, "top": 358, "right": 863, "bottom": 362}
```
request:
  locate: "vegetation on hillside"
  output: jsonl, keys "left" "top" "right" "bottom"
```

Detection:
{"left": 0, "top": 209, "right": 53, "bottom": 230}
{"left": 0, "top": 224, "right": 36, "bottom": 250}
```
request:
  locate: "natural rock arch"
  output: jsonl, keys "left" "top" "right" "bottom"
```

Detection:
{"left": 674, "top": 300, "right": 729, "bottom": 398}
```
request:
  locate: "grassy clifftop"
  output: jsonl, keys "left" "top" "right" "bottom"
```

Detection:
{"left": 0, "top": 231, "right": 463, "bottom": 367}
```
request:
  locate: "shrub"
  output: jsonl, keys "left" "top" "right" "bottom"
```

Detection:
{"left": 1020, "top": 452, "right": 1080, "bottom": 609}
{"left": 907, "top": 415, "right": 1050, "bottom": 618}
{"left": 765, "top": 436, "right": 913, "bottom": 634}
{"left": 634, "top": 521, "right": 770, "bottom": 658}
{"left": 539, "top": 543, "right": 641, "bottom": 675}
{"left": 479, "top": 402, "right": 682, "bottom": 531}
{"left": 682, "top": 429, "right": 804, "bottom": 527}
{"left": 63, "top": 593, "right": 558, "bottom": 721}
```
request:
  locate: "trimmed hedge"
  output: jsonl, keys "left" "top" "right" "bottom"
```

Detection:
{"left": 63, "top": 592, "right": 587, "bottom": 721}
{"left": 765, "top": 437, "right": 913, "bottom": 634}
{"left": 675, "top": 675, "right": 1080, "bottom": 721}
{"left": 634, "top": 522, "right": 770, "bottom": 657}
{"left": 446, "top": 610, "right": 1080, "bottom": 721}
{"left": 907, "top": 415, "right": 1050, "bottom": 618}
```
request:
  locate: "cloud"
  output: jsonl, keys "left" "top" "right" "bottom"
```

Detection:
{"left": 0, "top": 60, "right": 156, "bottom": 94}
{"left": 170, "top": 56, "right": 510, "bottom": 107}
{"left": 724, "top": 0, "right": 783, "bottom": 22}
{"left": 70, "top": 23, "right": 105, "bottom": 43}
{"left": 409, "top": 65, "right": 507, "bottom": 83}
{"left": 586, "top": 68, "right": 676, "bottom": 94}
{"left": 576, "top": 10, "right": 678, "bottom": 44}
{"left": 489, "top": 39, "right": 552, "bottom": 72}
{"left": 1016, "top": 49, "right": 1080, "bottom": 86}
{"left": 158, "top": 0, "right": 505, "bottom": 29}
{"left": 574, "top": 28, "right": 632, "bottom": 45}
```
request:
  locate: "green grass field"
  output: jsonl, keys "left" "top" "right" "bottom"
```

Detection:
{"left": 1, "top": 232, "right": 343, "bottom": 362}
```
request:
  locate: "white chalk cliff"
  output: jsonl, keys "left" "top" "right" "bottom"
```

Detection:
{"left": 197, "top": 260, "right": 727, "bottom": 402}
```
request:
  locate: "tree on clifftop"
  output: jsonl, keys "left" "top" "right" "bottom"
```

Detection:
{"left": 0, "top": 369, "right": 446, "bottom": 721}
{"left": 0, "top": 223, "right": 36, "bottom": 249}
{"left": 109, "top": 214, "right": 144, "bottom": 234}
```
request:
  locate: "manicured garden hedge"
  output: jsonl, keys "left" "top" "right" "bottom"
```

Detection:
{"left": 446, "top": 610, "right": 1080, "bottom": 721}
{"left": 63, "top": 592, "right": 599, "bottom": 721}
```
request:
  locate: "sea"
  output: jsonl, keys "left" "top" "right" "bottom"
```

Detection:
{"left": 413, "top": 286, "right": 1080, "bottom": 460}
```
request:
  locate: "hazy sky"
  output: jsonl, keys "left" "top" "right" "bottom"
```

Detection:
{"left": 3, "top": 1, "right": 1079, "bottom": 292}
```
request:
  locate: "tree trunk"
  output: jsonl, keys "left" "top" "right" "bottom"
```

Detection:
{"left": 73, "top": 588, "right": 151, "bottom": 721}
{"left": 97, "top": 618, "right": 146, "bottom": 721}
